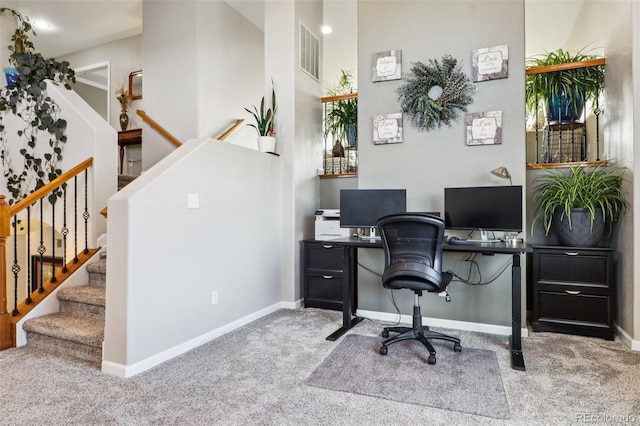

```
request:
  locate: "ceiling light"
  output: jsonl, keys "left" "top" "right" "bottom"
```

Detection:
{"left": 321, "top": 26, "right": 332, "bottom": 35}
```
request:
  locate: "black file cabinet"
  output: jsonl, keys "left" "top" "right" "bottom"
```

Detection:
{"left": 303, "top": 240, "right": 344, "bottom": 311}
{"left": 531, "top": 246, "right": 615, "bottom": 340}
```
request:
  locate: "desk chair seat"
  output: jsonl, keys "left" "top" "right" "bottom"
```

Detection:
{"left": 377, "top": 213, "right": 461, "bottom": 365}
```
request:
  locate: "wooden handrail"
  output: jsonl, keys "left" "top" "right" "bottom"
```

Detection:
{"left": 526, "top": 58, "right": 605, "bottom": 76}
{"left": 10, "top": 157, "right": 93, "bottom": 216}
{"left": 0, "top": 196, "right": 11, "bottom": 350}
{"left": 217, "top": 119, "right": 245, "bottom": 141}
{"left": 136, "top": 109, "right": 183, "bottom": 148}
{"left": 321, "top": 92, "right": 357, "bottom": 103}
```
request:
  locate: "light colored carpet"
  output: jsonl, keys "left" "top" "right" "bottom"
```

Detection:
{"left": 305, "top": 334, "right": 509, "bottom": 419}
{"left": 1, "top": 308, "right": 640, "bottom": 425}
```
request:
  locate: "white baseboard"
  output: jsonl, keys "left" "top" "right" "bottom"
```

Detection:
{"left": 615, "top": 324, "right": 640, "bottom": 351}
{"left": 357, "top": 309, "right": 529, "bottom": 338}
{"left": 101, "top": 301, "right": 293, "bottom": 378}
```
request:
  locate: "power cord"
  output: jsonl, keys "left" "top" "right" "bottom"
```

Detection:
{"left": 357, "top": 261, "right": 402, "bottom": 326}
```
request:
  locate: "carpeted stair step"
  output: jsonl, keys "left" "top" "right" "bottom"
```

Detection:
{"left": 58, "top": 285, "right": 105, "bottom": 321}
{"left": 23, "top": 313, "right": 103, "bottom": 364}
{"left": 118, "top": 174, "right": 137, "bottom": 190}
{"left": 87, "top": 259, "right": 106, "bottom": 286}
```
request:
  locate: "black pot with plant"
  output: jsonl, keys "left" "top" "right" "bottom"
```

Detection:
{"left": 531, "top": 164, "right": 629, "bottom": 247}
{"left": 526, "top": 48, "right": 604, "bottom": 125}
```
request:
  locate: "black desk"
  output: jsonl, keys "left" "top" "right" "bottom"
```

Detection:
{"left": 319, "top": 236, "right": 532, "bottom": 371}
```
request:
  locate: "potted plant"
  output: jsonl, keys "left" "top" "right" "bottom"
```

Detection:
{"left": 324, "top": 70, "right": 357, "bottom": 147}
{"left": 531, "top": 164, "right": 629, "bottom": 247}
{"left": 526, "top": 48, "right": 604, "bottom": 125}
{"left": 245, "top": 80, "right": 277, "bottom": 153}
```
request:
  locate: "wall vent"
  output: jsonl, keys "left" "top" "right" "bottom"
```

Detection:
{"left": 299, "top": 22, "right": 319, "bottom": 81}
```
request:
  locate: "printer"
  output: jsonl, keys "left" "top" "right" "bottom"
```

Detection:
{"left": 314, "top": 209, "right": 351, "bottom": 240}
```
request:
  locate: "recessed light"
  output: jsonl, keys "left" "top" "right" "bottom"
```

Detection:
{"left": 321, "top": 26, "right": 332, "bottom": 35}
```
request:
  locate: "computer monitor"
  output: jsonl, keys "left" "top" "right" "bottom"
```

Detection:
{"left": 444, "top": 185, "right": 522, "bottom": 241}
{"left": 340, "top": 189, "right": 407, "bottom": 238}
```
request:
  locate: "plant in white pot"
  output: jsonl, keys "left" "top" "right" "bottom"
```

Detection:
{"left": 245, "top": 80, "right": 277, "bottom": 153}
{"left": 531, "top": 164, "right": 629, "bottom": 247}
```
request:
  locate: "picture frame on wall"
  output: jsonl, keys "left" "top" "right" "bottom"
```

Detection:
{"left": 31, "top": 255, "right": 64, "bottom": 292}
{"left": 472, "top": 45, "right": 508, "bottom": 82}
{"left": 373, "top": 113, "right": 403, "bottom": 145}
{"left": 372, "top": 50, "right": 402, "bottom": 82}
{"left": 466, "top": 111, "right": 502, "bottom": 146}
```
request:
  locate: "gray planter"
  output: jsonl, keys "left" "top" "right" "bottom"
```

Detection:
{"left": 553, "top": 208, "right": 604, "bottom": 247}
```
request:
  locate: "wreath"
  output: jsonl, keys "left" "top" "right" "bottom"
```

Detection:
{"left": 397, "top": 55, "right": 474, "bottom": 131}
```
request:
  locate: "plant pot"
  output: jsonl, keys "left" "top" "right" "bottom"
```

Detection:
{"left": 4, "top": 67, "right": 18, "bottom": 86}
{"left": 258, "top": 136, "right": 276, "bottom": 153}
{"left": 553, "top": 208, "right": 604, "bottom": 247}
{"left": 346, "top": 123, "right": 357, "bottom": 147}
{"left": 546, "top": 92, "right": 585, "bottom": 124}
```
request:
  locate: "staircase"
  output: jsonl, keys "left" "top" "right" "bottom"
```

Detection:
{"left": 22, "top": 255, "right": 106, "bottom": 365}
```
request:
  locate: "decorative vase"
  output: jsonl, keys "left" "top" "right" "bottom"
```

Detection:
{"left": 546, "top": 91, "right": 585, "bottom": 124}
{"left": 3, "top": 67, "right": 18, "bottom": 86}
{"left": 257, "top": 136, "right": 276, "bottom": 153}
{"left": 346, "top": 123, "right": 357, "bottom": 147}
{"left": 553, "top": 208, "right": 604, "bottom": 247}
{"left": 119, "top": 111, "right": 129, "bottom": 131}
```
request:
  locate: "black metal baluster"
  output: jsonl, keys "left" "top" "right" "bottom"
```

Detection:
{"left": 73, "top": 175, "right": 78, "bottom": 263}
{"left": 11, "top": 217, "right": 20, "bottom": 316}
{"left": 26, "top": 207, "right": 32, "bottom": 303}
{"left": 50, "top": 188, "right": 57, "bottom": 284}
{"left": 83, "top": 169, "right": 90, "bottom": 254}
{"left": 61, "top": 184, "right": 68, "bottom": 273}
{"left": 534, "top": 75, "right": 539, "bottom": 163}
{"left": 37, "top": 198, "right": 46, "bottom": 293}
{"left": 595, "top": 79, "right": 601, "bottom": 161}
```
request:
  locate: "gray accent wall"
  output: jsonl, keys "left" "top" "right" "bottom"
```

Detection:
{"left": 357, "top": 1, "right": 526, "bottom": 327}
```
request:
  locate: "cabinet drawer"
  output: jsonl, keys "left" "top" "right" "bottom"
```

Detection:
{"left": 306, "top": 243, "right": 344, "bottom": 270}
{"left": 305, "top": 273, "right": 343, "bottom": 311}
{"left": 535, "top": 289, "right": 611, "bottom": 326}
{"left": 536, "top": 250, "right": 611, "bottom": 288}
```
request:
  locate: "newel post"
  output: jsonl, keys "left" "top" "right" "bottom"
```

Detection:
{"left": 0, "top": 195, "right": 12, "bottom": 349}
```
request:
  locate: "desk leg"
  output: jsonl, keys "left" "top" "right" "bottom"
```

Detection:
{"left": 326, "top": 246, "right": 363, "bottom": 341}
{"left": 510, "top": 253, "right": 526, "bottom": 371}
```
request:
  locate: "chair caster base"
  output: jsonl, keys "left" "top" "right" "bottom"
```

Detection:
{"left": 427, "top": 354, "right": 436, "bottom": 365}
{"left": 380, "top": 346, "right": 388, "bottom": 355}
{"left": 454, "top": 343, "right": 462, "bottom": 352}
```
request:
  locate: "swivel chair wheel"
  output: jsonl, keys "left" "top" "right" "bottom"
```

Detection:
{"left": 379, "top": 346, "right": 388, "bottom": 355}
{"left": 454, "top": 343, "right": 462, "bottom": 352}
{"left": 382, "top": 330, "right": 389, "bottom": 338}
{"left": 427, "top": 354, "right": 436, "bottom": 365}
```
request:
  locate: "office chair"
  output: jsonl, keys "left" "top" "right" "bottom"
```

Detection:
{"left": 377, "top": 213, "right": 461, "bottom": 365}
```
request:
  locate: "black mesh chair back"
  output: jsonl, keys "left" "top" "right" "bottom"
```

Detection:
{"left": 375, "top": 213, "right": 460, "bottom": 364}
{"left": 377, "top": 213, "right": 449, "bottom": 294}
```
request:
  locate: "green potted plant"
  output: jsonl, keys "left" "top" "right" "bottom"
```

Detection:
{"left": 531, "top": 164, "right": 629, "bottom": 247}
{"left": 245, "top": 80, "right": 277, "bottom": 153}
{"left": 324, "top": 70, "right": 357, "bottom": 147}
{"left": 526, "top": 48, "right": 604, "bottom": 125}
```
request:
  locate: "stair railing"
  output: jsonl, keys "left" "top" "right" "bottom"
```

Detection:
{"left": 136, "top": 109, "right": 183, "bottom": 148}
{"left": 0, "top": 157, "right": 99, "bottom": 350}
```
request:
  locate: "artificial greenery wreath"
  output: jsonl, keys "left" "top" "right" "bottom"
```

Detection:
{"left": 0, "top": 8, "right": 75, "bottom": 205}
{"left": 397, "top": 55, "right": 474, "bottom": 131}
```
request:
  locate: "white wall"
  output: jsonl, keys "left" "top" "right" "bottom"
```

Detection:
{"left": 323, "top": 0, "right": 358, "bottom": 93}
{"left": 103, "top": 140, "right": 283, "bottom": 376}
{"left": 357, "top": 1, "right": 526, "bottom": 328}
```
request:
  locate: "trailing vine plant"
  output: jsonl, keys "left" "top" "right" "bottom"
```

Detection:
{"left": 397, "top": 55, "right": 474, "bottom": 131}
{"left": 0, "top": 8, "right": 75, "bottom": 205}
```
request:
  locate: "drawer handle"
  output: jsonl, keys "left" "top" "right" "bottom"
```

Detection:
{"left": 322, "top": 244, "right": 334, "bottom": 249}
{"left": 564, "top": 251, "right": 580, "bottom": 256}
{"left": 322, "top": 275, "right": 334, "bottom": 279}
{"left": 565, "top": 290, "right": 581, "bottom": 295}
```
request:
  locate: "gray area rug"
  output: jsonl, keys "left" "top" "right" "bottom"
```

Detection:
{"left": 305, "top": 334, "right": 510, "bottom": 419}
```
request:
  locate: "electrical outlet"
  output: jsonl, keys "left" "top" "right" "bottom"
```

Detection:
{"left": 188, "top": 193, "right": 199, "bottom": 209}
{"left": 211, "top": 290, "right": 218, "bottom": 306}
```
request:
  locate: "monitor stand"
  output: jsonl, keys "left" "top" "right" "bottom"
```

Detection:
{"left": 358, "top": 226, "right": 380, "bottom": 240}
{"left": 466, "top": 229, "right": 500, "bottom": 243}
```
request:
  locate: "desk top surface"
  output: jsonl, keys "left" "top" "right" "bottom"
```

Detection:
{"left": 306, "top": 236, "right": 532, "bottom": 254}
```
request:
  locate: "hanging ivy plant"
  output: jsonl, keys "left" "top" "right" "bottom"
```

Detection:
{"left": 397, "top": 55, "right": 475, "bottom": 131}
{"left": 0, "top": 8, "right": 75, "bottom": 205}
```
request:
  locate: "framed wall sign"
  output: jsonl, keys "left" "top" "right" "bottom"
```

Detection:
{"left": 372, "top": 50, "right": 402, "bottom": 82}
{"left": 31, "top": 255, "right": 64, "bottom": 292}
{"left": 472, "top": 45, "right": 508, "bottom": 82}
{"left": 373, "top": 113, "right": 403, "bottom": 145}
{"left": 466, "top": 111, "right": 502, "bottom": 145}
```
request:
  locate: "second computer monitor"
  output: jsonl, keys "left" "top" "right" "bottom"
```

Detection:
{"left": 340, "top": 189, "right": 407, "bottom": 237}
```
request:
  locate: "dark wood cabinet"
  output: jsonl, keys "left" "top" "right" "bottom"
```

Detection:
{"left": 303, "top": 241, "right": 344, "bottom": 311}
{"left": 531, "top": 246, "right": 615, "bottom": 340}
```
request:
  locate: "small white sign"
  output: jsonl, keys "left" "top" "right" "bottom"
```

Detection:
{"left": 372, "top": 50, "right": 402, "bottom": 82}
{"left": 472, "top": 45, "right": 509, "bottom": 82}
{"left": 466, "top": 111, "right": 502, "bottom": 145}
{"left": 373, "top": 113, "right": 403, "bottom": 145}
